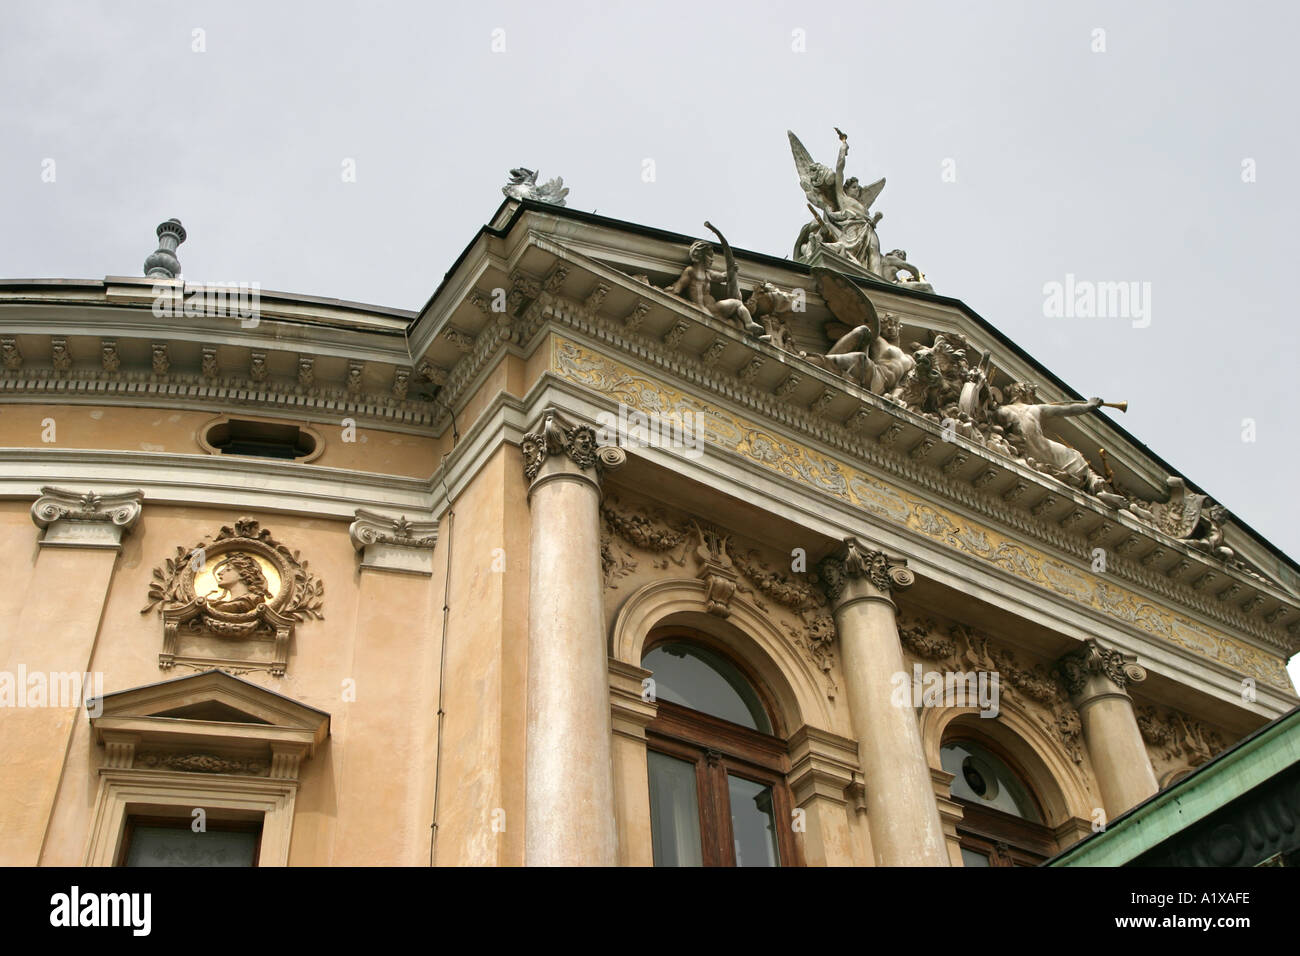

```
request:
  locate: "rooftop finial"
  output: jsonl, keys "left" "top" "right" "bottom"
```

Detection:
{"left": 144, "top": 218, "right": 187, "bottom": 279}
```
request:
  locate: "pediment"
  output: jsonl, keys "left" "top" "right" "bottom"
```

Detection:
{"left": 89, "top": 669, "right": 330, "bottom": 763}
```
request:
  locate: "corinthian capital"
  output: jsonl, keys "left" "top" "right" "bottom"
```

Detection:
{"left": 818, "top": 537, "right": 914, "bottom": 604}
{"left": 1056, "top": 638, "right": 1147, "bottom": 702}
{"left": 521, "top": 409, "right": 626, "bottom": 485}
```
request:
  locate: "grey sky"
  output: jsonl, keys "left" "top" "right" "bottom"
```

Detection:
{"left": 4, "top": 1, "right": 1298, "bottom": 677}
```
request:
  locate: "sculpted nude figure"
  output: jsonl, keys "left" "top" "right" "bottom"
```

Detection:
{"left": 663, "top": 240, "right": 763, "bottom": 336}
{"left": 995, "top": 383, "right": 1127, "bottom": 507}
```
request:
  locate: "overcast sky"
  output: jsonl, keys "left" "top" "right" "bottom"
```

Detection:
{"left": 4, "top": 1, "right": 1298, "bottom": 680}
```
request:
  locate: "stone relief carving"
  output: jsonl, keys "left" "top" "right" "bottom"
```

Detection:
{"left": 599, "top": 495, "right": 838, "bottom": 695}
{"left": 817, "top": 538, "right": 914, "bottom": 602}
{"left": 1056, "top": 637, "right": 1148, "bottom": 697}
{"left": 1, "top": 335, "right": 22, "bottom": 370}
{"left": 521, "top": 410, "right": 626, "bottom": 482}
{"left": 135, "top": 752, "right": 268, "bottom": 776}
{"left": 900, "top": 616, "right": 1087, "bottom": 765}
{"left": 1136, "top": 703, "right": 1226, "bottom": 769}
{"left": 142, "top": 517, "right": 325, "bottom": 676}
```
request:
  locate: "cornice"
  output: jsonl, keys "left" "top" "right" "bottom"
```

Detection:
{"left": 0, "top": 360, "right": 436, "bottom": 427}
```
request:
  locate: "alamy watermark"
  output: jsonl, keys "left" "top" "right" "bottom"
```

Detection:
{"left": 1043, "top": 274, "right": 1151, "bottom": 328}
{"left": 0, "top": 666, "right": 104, "bottom": 716}
{"left": 891, "top": 665, "right": 1000, "bottom": 718}
{"left": 595, "top": 404, "right": 705, "bottom": 460}
{"left": 152, "top": 281, "right": 261, "bottom": 327}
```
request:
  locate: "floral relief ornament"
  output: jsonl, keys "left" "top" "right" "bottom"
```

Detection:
{"left": 142, "top": 517, "right": 324, "bottom": 676}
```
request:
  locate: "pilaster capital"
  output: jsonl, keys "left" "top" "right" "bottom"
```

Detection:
{"left": 818, "top": 537, "right": 914, "bottom": 609}
{"left": 1056, "top": 638, "right": 1147, "bottom": 704}
{"left": 521, "top": 408, "right": 625, "bottom": 493}
{"left": 30, "top": 486, "right": 143, "bottom": 550}
{"left": 348, "top": 508, "right": 438, "bottom": 575}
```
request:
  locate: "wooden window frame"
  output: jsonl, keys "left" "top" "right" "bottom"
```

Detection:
{"left": 643, "top": 630, "right": 800, "bottom": 867}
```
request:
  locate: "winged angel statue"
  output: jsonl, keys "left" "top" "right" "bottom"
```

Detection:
{"left": 788, "top": 128, "right": 886, "bottom": 273}
{"left": 502, "top": 167, "right": 569, "bottom": 206}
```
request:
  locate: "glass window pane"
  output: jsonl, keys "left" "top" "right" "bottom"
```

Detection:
{"left": 647, "top": 751, "right": 703, "bottom": 867}
{"left": 642, "top": 643, "right": 771, "bottom": 732}
{"left": 124, "top": 824, "right": 258, "bottom": 867}
{"left": 961, "top": 847, "right": 991, "bottom": 867}
{"left": 727, "top": 775, "right": 780, "bottom": 867}
{"left": 941, "top": 741, "right": 1042, "bottom": 822}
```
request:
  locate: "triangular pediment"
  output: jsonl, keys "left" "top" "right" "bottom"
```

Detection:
{"left": 90, "top": 669, "right": 329, "bottom": 749}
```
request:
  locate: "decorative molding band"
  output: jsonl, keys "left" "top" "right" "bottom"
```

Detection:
{"left": 30, "top": 486, "right": 143, "bottom": 549}
{"left": 349, "top": 508, "right": 439, "bottom": 575}
{"left": 548, "top": 337, "right": 1293, "bottom": 690}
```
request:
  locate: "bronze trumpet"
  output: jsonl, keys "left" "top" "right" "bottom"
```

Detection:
{"left": 1048, "top": 399, "right": 1128, "bottom": 413}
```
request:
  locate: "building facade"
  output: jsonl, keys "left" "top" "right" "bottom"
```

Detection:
{"left": 2, "top": 153, "right": 1297, "bottom": 866}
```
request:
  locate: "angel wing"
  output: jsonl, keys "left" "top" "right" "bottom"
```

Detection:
{"left": 813, "top": 267, "right": 879, "bottom": 345}
{"left": 787, "top": 130, "right": 822, "bottom": 199}
{"left": 854, "top": 176, "right": 886, "bottom": 210}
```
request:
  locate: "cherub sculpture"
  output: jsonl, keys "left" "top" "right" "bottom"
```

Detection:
{"left": 662, "top": 224, "right": 764, "bottom": 337}
{"left": 502, "top": 167, "right": 569, "bottom": 206}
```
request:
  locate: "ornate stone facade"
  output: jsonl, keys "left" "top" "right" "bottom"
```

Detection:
{"left": 0, "top": 166, "right": 1293, "bottom": 870}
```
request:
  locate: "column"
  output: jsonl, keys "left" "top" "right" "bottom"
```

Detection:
{"left": 521, "top": 409, "right": 624, "bottom": 865}
{"left": 0, "top": 487, "right": 142, "bottom": 865}
{"left": 820, "top": 537, "right": 949, "bottom": 866}
{"left": 1057, "top": 638, "right": 1158, "bottom": 818}
{"left": 335, "top": 510, "right": 439, "bottom": 864}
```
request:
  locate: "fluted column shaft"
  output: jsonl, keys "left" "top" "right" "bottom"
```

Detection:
{"left": 522, "top": 411, "right": 624, "bottom": 866}
{"left": 822, "top": 539, "right": 948, "bottom": 866}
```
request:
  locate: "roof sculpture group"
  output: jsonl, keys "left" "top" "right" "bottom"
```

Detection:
{"left": 504, "top": 130, "right": 1257, "bottom": 579}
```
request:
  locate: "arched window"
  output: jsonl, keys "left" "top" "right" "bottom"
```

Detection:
{"left": 642, "top": 632, "right": 797, "bottom": 867}
{"left": 940, "top": 738, "right": 1056, "bottom": 866}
